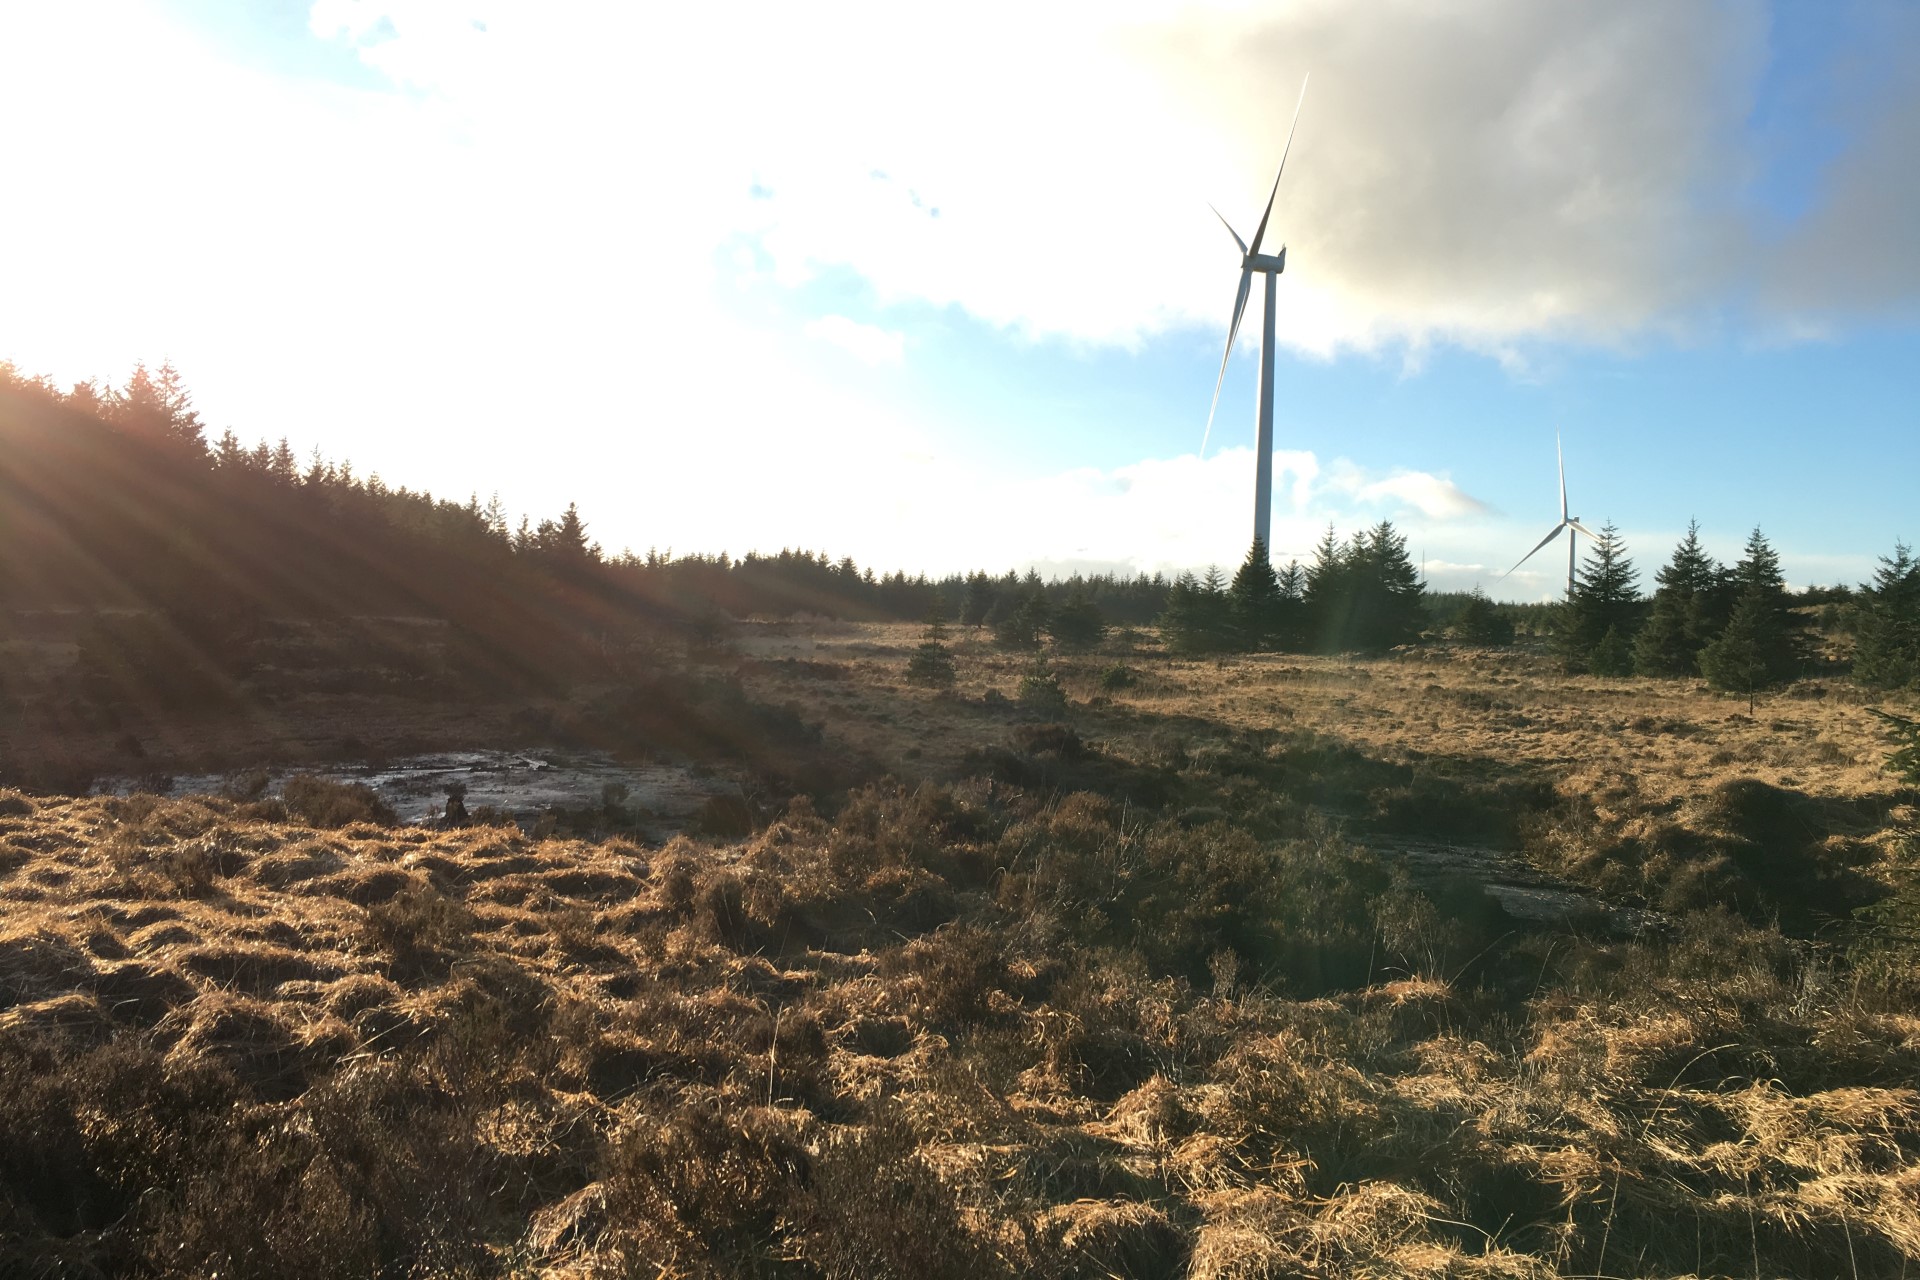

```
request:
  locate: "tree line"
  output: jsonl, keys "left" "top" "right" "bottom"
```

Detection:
{"left": 0, "top": 360, "right": 1174, "bottom": 682}
{"left": 5, "top": 358, "right": 1913, "bottom": 698}
{"left": 1152, "top": 524, "right": 1426, "bottom": 656}
{"left": 1497, "top": 520, "right": 1920, "bottom": 700}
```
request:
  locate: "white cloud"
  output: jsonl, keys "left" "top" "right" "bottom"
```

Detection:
{"left": 271, "top": 1, "right": 1920, "bottom": 354}
{"left": 1333, "top": 468, "right": 1492, "bottom": 521}
{"left": 803, "top": 316, "right": 905, "bottom": 366}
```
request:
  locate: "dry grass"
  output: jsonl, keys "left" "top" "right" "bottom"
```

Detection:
{"left": 757, "top": 624, "right": 1914, "bottom": 930}
{"left": 772, "top": 621, "right": 1907, "bottom": 817}
{"left": 3, "top": 621, "right": 1918, "bottom": 1277}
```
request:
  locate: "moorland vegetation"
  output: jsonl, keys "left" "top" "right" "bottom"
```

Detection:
{"left": 5, "top": 626, "right": 1919, "bottom": 1277}
{"left": 3, "top": 357, "right": 1919, "bottom": 1277}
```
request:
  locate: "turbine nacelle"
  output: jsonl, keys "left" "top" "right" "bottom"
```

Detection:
{"left": 1244, "top": 249, "right": 1287, "bottom": 274}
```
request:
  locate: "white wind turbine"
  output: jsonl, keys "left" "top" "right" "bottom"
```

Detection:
{"left": 1501, "top": 434, "right": 1599, "bottom": 598}
{"left": 1202, "top": 76, "right": 1309, "bottom": 561}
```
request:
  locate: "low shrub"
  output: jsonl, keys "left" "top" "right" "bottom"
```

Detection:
{"left": 1017, "top": 663, "right": 1068, "bottom": 717}
{"left": 906, "top": 640, "right": 958, "bottom": 687}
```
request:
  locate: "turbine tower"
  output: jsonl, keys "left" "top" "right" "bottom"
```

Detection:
{"left": 1501, "top": 434, "right": 1599, "bottom": 598}
{"left": 1202, "top": 76, "right": 1309, "bottom": 562}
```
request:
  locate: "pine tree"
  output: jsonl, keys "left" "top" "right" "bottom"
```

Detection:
{"left": 536, "top": 502, "right": 599, "bottom": 575}
{"left": 923, "top": 590, "right": 951, "bottom": 639}
{"left": 1158, "top": 572, "right": 1199, "bottom": 654}
{"left": 212, "top": 428, "right": 247, "bottom": 472}
{"left": 1356, "top": 521, "right": 1425, "bottom": 650}
{"left": 1589, "top": 624, "right": 1633, "bottom": 676}
{"left": 66, "top": 377, "right": 105, "bottom": 417}
{"left": 906, "top": 641, "right": 957, "bottom": 686}
{"left": 1047, "top": 587, "right": 1106, "bottom": 652}
{"left": 1228, "top": 538, "right": 1284, "bottom": 649}
{"left": 1853, "top": 541, "right": 1920, "bottom": 689}
{"left": 1275, "top": 559, "right": 1308, "bottom": 651}
{"left": 1303, "top": 525, "right": 1350, "bottom": 652}
{"left": 1159, "top": 570, "right": 1231, "bottom": 655}
{"left": 111, "top": 360, "right": 206, "bottom": 454}
{"left": 1727, "top": 527, "right": 1804, "bottom": 682}
{"left": 1633, "top": 593, "right": 1693, "bottom": 677}
{"left": 1700, "top": 589, "right": 1777, "bottom": 711}
{"left": 1016, "top": 653, "right": 1068, "bottom": 716}
{"left": 1453, "top": 588, "right": 1515, "bottom": 646}
{"left": 1299, "top": 523, "right": 1426, "bottom": 652}
{"left": 993, "top": 586, "right": 1050, "bottom": 651}
{"left": 960, "top": 572, "right": 995, "bottom": 629}
{"left": 1197, "top": 566, "right": 1232, "bottom": 649}
{"left": 908, "top": 596, "right": 958, "bottom": 687}
{"left": 1560, "top": 522, "right": 1639, "bottom": 673}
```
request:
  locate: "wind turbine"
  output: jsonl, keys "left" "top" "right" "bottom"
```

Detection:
{"left": 1501, "top": 434, "right": 1599, "bottom": 598}
{"left": 1202, "top": 75, "right": 1309, "bottom": 562}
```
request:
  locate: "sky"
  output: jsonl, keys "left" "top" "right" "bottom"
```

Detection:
{"left": 1, "top": 0, "right": 1916, "bottom": 598}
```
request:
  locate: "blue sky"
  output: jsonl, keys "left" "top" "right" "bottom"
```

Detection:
{"left": 2, "top": 1, "right": 1915, "bottom": 598}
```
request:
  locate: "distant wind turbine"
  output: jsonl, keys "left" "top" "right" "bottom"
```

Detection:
{"left": 1501, "top": 433, "right": 1599, "bottom": 598}
{"left": 1202, "top": 75, "right": 1309, "bottom": 561}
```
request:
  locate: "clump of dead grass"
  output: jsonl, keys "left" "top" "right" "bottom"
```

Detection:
{"left": 1, "top": 698, "right": 1917, "bottom": 1278}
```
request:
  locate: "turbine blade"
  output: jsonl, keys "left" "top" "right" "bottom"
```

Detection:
{"left": 1210, "top": 205, "right": 1248, "bottom": 257}
{"left": 1201, "top": 268, "right": 1255, "bottom": 457}
{"left": 1558, "top": 433, "right": 1568, "bottom": 522}
{"left": 1500, "top": 523, "right": 1564, "bottom": 579}
{"left": 1568, "top": 520, "right": 1602, "bottom": 540}
{"left": 1249, "top": 74, "right": 1309, "bottom": 257}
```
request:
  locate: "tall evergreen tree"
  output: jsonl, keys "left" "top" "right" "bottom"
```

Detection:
{"left": 1634, "top": 521, "right": 1724, "bottom": 677}
{"left": 1732, "top": 526, "right": 1786, "bottom": 596}
{"left": 1275, "top": 559, "right": 1308, "bottom": 651}
{"left": 1561, "top": 522, "right": 1639, "bottom": 673}
{"left": 110, "top": 359, "right": 206, "bottom": 454}
{"left": 1303, "top": 525, "right": 1350, "bottom": 652}
{"left": 1696, "top": 528, "right": 1803, "bottom": 699}
{"left": 1158, "top": 572, "right": 1201, "bottom": 654}
{"left": 992, "top": 585, "right": 1050, "bottom": 651}
{"left": 1046, "top": 587, "right": 1106, "bottom": 652}
{"left": 1300, "top": 523, "right": 1425, "bottom": 652}
{"left": 1853, "top": 541, "right": 1920, "bottom": 689}
{"left": 538, "top": 503, "right": 599, "bottom": 571}
{"left": 1354, "top": 521, "right": 1425, "bottom": 650}
{"left": 271, "top": 438, "right": 300, "bottom": 483}
{"left": 1228, "top": 538, "right": 1284, "bottom": 649}
{"left": 1160, "top": 569, "right": 1232, "bottom": 655}
{"left": 1700, "top": 589, "right": 1777, "bottom": 711}
{"left": 212, "top": 428, "right": 247, "bottom": 472}
{"left": 959, "top": 572, "right": 995, "bottom": 629}
{"left": 923, "top": 589, "right": 951, "bottom": 636}
{"left": 1727, "top": 526, "right": 1804, "bottom": 682}
{"left": 1197, "top": 566, "right": 1232, "bottom": 649}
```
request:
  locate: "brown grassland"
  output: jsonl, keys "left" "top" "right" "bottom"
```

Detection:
{"left": 3, "top": 619, "right": 1918, "bottom": 1278}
